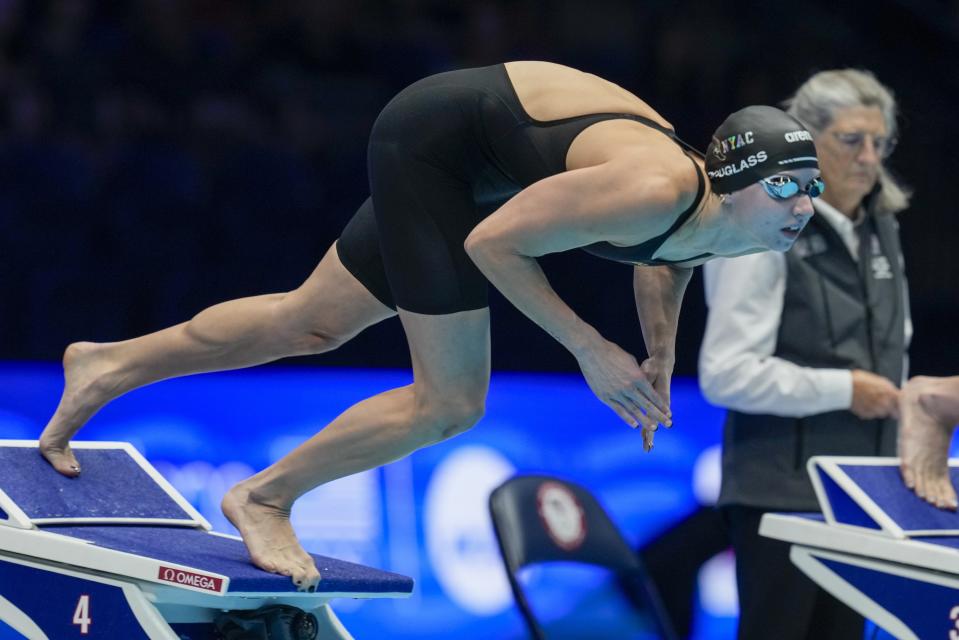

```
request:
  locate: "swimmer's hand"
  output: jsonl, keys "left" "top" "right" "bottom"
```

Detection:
{"left": 641, "top": 355, "right": 673, "bottom": 428}
{"left": 575, "top": 338, "right": 671, "bottom": 450}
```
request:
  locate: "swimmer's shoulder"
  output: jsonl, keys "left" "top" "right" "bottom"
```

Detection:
{"left": 587, "top": 149, "right": 703, "bottom": 245}
{"left": 616, "top": 141, "right": 702, "bottom": 214}
{"left": 503, "top": 60, "right": 673, "bottom": 129}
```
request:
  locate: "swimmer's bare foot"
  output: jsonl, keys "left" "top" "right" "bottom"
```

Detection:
{"left": 222, "top": 482, "right": 321, "bottom": 592}
{"left": 39, "top": 342, "right": 124, "bottom": 477}
{"left": 899, "top": 376, "right": 958, "bottom": 510}
{"left": 918, "top": 376, "right": 959, "bottom": 426}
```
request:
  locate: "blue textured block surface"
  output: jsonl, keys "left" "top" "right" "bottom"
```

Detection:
{"left": 41, "top": 525, "right": 415, "bottom": 594}
{"left": 839, "top": 465, "right": 959, "bottom": 531}
{"left": 0, "top": 446, "right": 190, "bottom": 521}
{"left": 820, "top": 470, "right": 881, "bottom": 529}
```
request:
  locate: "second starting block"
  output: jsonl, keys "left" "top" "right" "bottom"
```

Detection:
{"left": 761, "top": 456, "right": 959, "bottom": 640}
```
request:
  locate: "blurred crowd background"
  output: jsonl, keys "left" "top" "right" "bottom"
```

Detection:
{"left": 2, "top": 0, "right": 957, "bottom": 376}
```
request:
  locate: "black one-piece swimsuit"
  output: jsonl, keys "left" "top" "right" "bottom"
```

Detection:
{"left": 336, "top": 64, "right": 707, "bottom": 315}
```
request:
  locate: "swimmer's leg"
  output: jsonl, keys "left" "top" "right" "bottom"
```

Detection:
{"left": 40, "top": 243, "right": 395, "bottom": 476}
{"left": 222, "top": 307, "right": 490, "bottom": 591}
{"left": 899, "top": 376, "right": 959, "bottom": 510}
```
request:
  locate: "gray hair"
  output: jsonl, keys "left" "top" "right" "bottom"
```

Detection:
{"left": 783, "top": 69, "right": 911, "bottom": 215}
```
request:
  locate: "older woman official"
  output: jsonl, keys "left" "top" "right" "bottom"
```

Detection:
{"left": 699, "top": 69, "right": 910, "bottom": 639}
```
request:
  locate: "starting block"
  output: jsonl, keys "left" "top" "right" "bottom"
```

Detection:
{"left": 0, "top": 440, "right": 414, "bottom": 639}
{"left": 761, "top": 457, "right": 959, "bottom": 640}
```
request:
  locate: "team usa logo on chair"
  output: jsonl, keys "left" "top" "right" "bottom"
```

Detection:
{"left": 536, "top": 481, "right": 587, "bottom": 551}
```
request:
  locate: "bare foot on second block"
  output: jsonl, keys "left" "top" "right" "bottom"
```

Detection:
{"left": 899, "top": 376, "right": 959, "bottom": 510}
{"left": 918, "top": 376, "right": 959, "bottom": 426}
{"left": 222, "top": 482, "right": 321, "bottom": 592}
{"left": 39, "top": 342, "right": 125, "bottom": 477}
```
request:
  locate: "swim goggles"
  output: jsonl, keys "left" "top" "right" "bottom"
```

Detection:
{"left": 759, "top": 175, "right": 825, "bottom": 199}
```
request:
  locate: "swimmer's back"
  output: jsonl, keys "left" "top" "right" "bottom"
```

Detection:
{"left": 504, "top": 61, "right": 673, "bottom": 129}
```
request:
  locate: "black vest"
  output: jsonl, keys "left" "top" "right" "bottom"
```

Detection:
{"left": 718, "top": 202, "right": 907, "bottom": 511}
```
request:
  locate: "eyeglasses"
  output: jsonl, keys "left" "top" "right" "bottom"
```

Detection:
{"left": 831, "top": 131, "right": 897, "bottom": 159}
{"left": 759, "top": 175, "right": 826, "bottom": 200}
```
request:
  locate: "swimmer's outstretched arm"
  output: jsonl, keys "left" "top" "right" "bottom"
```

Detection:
{"left": 631, "top": 264, "right": 693, "bottom": 446}
{"left": 465, "top": 157, "right": 687, "bottom": 437}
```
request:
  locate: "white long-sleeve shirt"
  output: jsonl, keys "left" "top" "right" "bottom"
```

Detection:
{"left": 698, "top": 199, "right": 912, "bottom": 418}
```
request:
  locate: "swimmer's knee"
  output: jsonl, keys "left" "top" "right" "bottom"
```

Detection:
{"left": 441, "top": 402, "right": 486, "bottom": 438}
{"left": 296, "top": 324, "right": 348, "bottom": 355}
{"left": 412, "top": 394, "right": 486, "bottom": 444}
{"left": 272, "top": 294, "right": 349, "bottom": 355}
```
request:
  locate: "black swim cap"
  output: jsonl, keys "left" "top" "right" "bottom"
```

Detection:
{"left": 705, "top": 105, "right": 819, "bottom": 194}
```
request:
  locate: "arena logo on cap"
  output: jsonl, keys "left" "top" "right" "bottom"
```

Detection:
{"left": 784, "top": 130, "right": 813, "bottom": 143}
{"left": 706, "top": 151, "right": 768, "bottom": 179}
{"left": 536, "top": 481, "right": 587, "bottom": 551}
{"left": 711, "top": 131, "right": 754, "bottom": 160}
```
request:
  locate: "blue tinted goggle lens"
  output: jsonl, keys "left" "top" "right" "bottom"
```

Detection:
{"left": 760, "top": 175, "right": 825, "bottom": 199}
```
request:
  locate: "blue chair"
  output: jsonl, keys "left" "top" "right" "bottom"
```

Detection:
{"left": 489, "top": 474, "right": 677, "bottom": 640}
